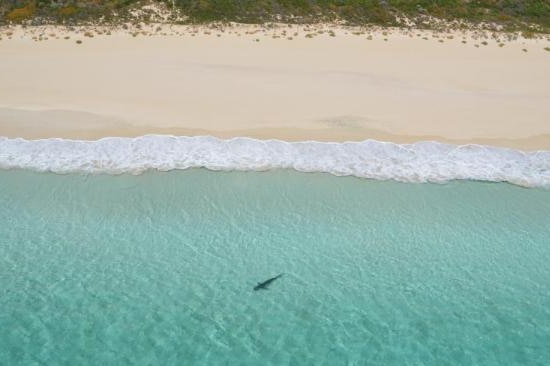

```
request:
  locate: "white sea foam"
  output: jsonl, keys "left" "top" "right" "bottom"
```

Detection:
{"left": 0, "top": 135, "right": 549, "bottom": 188}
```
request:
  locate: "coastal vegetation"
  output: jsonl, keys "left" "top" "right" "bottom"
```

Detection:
{"left": 1, "top": 1, "right": 549, "bottom": 33}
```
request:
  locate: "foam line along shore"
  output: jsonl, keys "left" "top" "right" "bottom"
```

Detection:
{"left": 1, "top": 135, "right": 548, "bottom": 188}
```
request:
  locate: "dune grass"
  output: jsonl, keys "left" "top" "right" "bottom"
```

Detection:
{"left": 1, "top": 0, "right": 549, "bottom": 34}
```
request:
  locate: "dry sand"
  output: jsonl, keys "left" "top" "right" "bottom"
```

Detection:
{"left": 1, "top": 24, "right": 549, "bottom": 150}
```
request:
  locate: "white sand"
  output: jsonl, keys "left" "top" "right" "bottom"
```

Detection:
{"left": 1, "top": 24, "right": 549, "bottom": 150}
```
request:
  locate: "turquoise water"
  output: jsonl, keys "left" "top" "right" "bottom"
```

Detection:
{"left": 1, "top": 169, "right": 549, "bottom": 365}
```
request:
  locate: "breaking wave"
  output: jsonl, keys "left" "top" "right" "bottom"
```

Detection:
{"left": 0, "top": 135, "right": 548, "bottom": 188}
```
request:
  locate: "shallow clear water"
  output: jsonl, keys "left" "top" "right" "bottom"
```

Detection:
{"left": 1, "top": 170, "right": 549, "bottom": 365}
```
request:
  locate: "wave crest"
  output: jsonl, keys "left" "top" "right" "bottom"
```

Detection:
{"left": 0, "top": 135, "right": 548, "bottom": 188}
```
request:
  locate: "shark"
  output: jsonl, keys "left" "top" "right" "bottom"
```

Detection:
{"left": 253, "top": 274, "right": 283, "bottom": 291}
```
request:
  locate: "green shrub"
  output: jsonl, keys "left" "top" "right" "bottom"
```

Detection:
{"left": 7, "top": 1, "right": 36, "bottom": 22}
{"left": 1, "top": 0, "right": 550, "bottom": 34}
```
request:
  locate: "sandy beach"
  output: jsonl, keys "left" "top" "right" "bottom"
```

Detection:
{"left": 1, "top": 24, "right": 549, "bottom": 150}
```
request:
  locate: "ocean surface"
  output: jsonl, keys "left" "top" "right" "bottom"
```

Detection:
{"left": 1, "top": 168, "right": 549, "bottom": 365}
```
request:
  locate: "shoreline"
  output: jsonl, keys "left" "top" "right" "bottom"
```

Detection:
{"left": 1, "top": 117, "right": 548, "bottom": 152}
{"left": 1, "top": 24, "right": 550, "bottom": 150}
